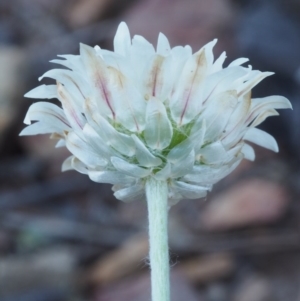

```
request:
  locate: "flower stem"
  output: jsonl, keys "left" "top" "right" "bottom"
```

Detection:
{"left": 145, "top": 177, "right": 170, "bottom": 301}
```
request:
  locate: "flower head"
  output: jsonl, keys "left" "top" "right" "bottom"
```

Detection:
{"left": 21, "top": 22, "right": 292, "bottom": 204}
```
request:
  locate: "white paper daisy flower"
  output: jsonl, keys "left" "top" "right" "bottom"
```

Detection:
{"left": 21, "top": 22, "right": 292, "bottom": 204}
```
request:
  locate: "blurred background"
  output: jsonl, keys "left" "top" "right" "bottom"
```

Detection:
{"left": 1, "top": 0, "right": 300, "bottom": 300}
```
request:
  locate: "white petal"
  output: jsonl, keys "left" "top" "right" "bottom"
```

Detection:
{"left": 21, "top": 102, "right": 70, "bottom": 136}
{"left": 157, "top": 33, "right": 171, "bottom": 56}
{"left": 144, "top": 97, "right": 173, "bottom": 150}
{"left": 168, "top": 46, "right": 192, "bottom": 94}
{"left": 113, "top": 22, "right": 131, "bottom": 57}
{"left": 57, "top": 83, "right": 85, "bottom": 130}
{"left": 131, "top": 135, "right": 162, "bottom": 167}
{"left": 153, "top": 163, "right": 171, "bottom": 181}
{"left": 226, "top": 143, "right": 243, "bottom": 161}
{"left": 66, "top": 132, "right": 107, "bottom": 167}
{"left": 39, "top": 69, "right": 88, "bottom": 107}
{"left": 111, "top": 156, "right": 151, "bottom": 178}
{"left": 170, "top": 149, "right": 195, "bottom": 178}
{"left": 53, "top": 54, "right": 84, "bottom": 71}
{"left": 62, "top": 156, "right": 89, "bottom": 174}
{"left": 237, "top": 71, "right": 274, "bottom": 97}
{"left": 102, "top": 49, "right": 135, "bottom": 79}
{"left": 132, "top": 35, "right": 155, "bottom": 56}
{"left": 130, "top": 35, "right": 155, "bottom": 81}
{"left": 170, "top": 49, "right": 208, "bottom": 125}
{"left": 156, "top": 56, "right": 174, "bottom": 100}
{"left": 223, "top": 91, "right": 251, "bottom": 135}
{"left": 24, "top": 85, "right": 57, "bottom": 99}
{"left": 132, "top": 35, "right": 155, "bottom": 55}
{"left": 55, "top": 139, "right": 65, "bottom": 148}
{"left": 83, "top": 97, "right": 101, "bottom": 129}
{"left": 168, "top": 188, "right": 183, "bottom": 206}
{"left": 243, "top": 127, "right": 278, "bottom": 152}
{"left": 93, "top": 113, "right": 135, "bottom": 156}
{"left": 50, "top": 58, "right": 73, "bottom": 70}
{"left": 167, "top": 137, "right": 195, "bottom": 163}
{"left": 201, "top": 67, "right": 246, "bottom": 103}
{"left": 114, "top": 184, "right": 145, "bottom": 202}
{"left": 23, "top": 101, "right": 69, "bottom": 128}
{"left": 212, "top": 51, "right": 226, "bottom": 72}
{"left": 242, "top": 143, "right": 255, "bottom": 161}
{"left": 184, "top": 159, "right": 241, "bottom": 185}
{"left": 246, "top": 95, "right": 292, "bottom": 126}
{"left": 198, "top": 90, "right": 238, "bottom": 142}
{"left": 190, "top": 119, "right": 206, "bottom": 154}
{"left": 80, "top": 43, "right": 116, "bottom": 119}
{"left": 107, "top": 66, "right": 146, "bottom": 132}
{"left": 142, "top": 55, "right": 173, "bottom": 100}
{"left": 251, "top": 109, "right": 278, "bottom": 128}
{"left": 88, "top": 170, "right": 135, "bottom": 185}
{"left": 202, "top": 39, "right": 217, "bottom": 66}
{"left": 228, "top": 58, "right": 249, "bottom": 67}
{"left": 20, "top": 122, "right": 61, "bottom": 136}
{"left": 71, "top": 157, "right": 89, "bottom": 174}
{"left": 183, "top": 165, "right": 217, "bottom": 183}
{"left": 222, "top": 92, "right": 252, "bottom": 148}
{"left": 251, "top": 95, "right": 292, "bottom": 111}
{"left": 200, "top": 141, "right": 228, "bottom": 165}
{"left": 62, "top": 156, "right": 73, "bottom": 171}
{"left": 172, "top": 181, "right": 207, "bottom": 199}
{"left": 82, "top": 123, "right": 112, "bottom": 158}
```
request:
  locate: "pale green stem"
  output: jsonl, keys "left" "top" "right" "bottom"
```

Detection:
{"left": 145, "top": 177, "right": 170, "bottom": 301}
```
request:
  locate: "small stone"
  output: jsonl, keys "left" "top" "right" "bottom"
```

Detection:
{"left": 201, "top": 179, "right": 288, "bottom": 231}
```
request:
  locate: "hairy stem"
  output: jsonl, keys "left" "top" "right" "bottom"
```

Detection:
{"left": 146, "top": 177, "right": 170, "bottom": 301}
